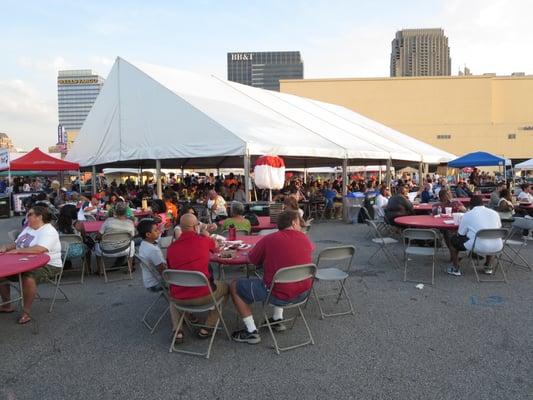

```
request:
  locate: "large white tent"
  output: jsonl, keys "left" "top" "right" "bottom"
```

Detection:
{"left": 66, "top": 57, "right": 455, "bottom": 170}
{"left": 515, "top": 159, "right": 533, "bottom": 170}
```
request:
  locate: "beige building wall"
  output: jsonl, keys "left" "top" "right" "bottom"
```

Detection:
{"left": 280, "top": 75, "right": 533, "bottom": 160}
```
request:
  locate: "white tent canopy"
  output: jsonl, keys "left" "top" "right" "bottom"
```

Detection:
{"left": 515, "top": 158, "right": 533, "bottom": 170}
{"left": 66, "top": 57, "right": 455, "bottom": 169}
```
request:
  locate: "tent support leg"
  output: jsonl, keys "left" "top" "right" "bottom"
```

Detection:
{"left": 91, "top": 166, "right": 96, "bottom": 196}
{"left": 244, "top": 153, "right": 251, "bottom": 203}
{"left": 156, "top": 160, "right": 162, "bottom": 199}
{"left": 385, "top": 159, "right": 392, "bottom": 190}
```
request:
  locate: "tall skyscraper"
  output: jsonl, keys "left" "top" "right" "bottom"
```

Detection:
{"left": 57, "top": 69, "right": 105, "bottom": 132}
{"left": 227, "top": 51, "right": 304, "bottom": 91}
{"left": 390, "top": 29, "right": 451, "bottom": 77}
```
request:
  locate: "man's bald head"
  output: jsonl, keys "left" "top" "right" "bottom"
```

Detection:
{"left": 180, "top": 213, "right": 199, "bottom": 232}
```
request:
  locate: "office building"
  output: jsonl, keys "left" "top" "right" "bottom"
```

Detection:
{"left": 227, "top": 51, "right": 303, "bottom": 91}
{"left": 390, "top": 29, "right": 451, "bottom": 77}
{"left": 281, "top": 74, "right": 533, "bottom": 161}
{"left": 57, "top": 69, "right": 105, "bottom": 132}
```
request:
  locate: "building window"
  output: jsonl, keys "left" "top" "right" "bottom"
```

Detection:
{"left": 508, "top": 133, "right": 516, "bottom": 139}
{"left": 437, "top": 134, "right": 451, "bottom": 139}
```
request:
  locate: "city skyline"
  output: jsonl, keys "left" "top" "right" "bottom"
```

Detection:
{"left": 1, "top": 0, "right": 532, "bottom": 150}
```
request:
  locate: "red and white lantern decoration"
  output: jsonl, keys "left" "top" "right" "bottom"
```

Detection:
{"left": 254, "top": 155, "right": 285, "bottom": 189}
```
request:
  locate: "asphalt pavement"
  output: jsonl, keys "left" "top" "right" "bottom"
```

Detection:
{"left": 0, "top": 216, "right": 532, "bottom": 400}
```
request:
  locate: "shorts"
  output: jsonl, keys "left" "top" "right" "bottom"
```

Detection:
{"left": 450, "top": 234, "right": 468, "bottom": 251}
{"left": 1, "top": 265, "right": 61, "bottom": 284}
{"left": 235, "top": 278, "right": 310, "bottom": 306}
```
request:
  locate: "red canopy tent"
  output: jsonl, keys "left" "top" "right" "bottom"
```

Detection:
{"left": 9, "top": 148, "right": 79, "bottom": 171}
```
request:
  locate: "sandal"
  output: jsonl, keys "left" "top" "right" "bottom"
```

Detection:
{"left": 18, "top": 314, "right": 31, "bottom": 325}
{"left": 198, "top": 328, "right": 211, "bottom": 339}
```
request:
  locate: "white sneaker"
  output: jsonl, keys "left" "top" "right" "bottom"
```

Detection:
{"left": 446, "top": 266, "right": 462, "bottom": 276}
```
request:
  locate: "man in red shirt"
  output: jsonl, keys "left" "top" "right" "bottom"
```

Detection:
{"left": 166, "top": 213, "right": 228, "bottom": 340}
{"left": 230, "top": 210, "right": 314, "bottom": 344}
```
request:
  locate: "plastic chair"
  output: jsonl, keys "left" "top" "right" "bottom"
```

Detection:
{"left": 366, "top": 220, "right": 400, "bottom": 269}
{"left": 312, "top": 246, "right": 356, "bottom": 319}
{"left": 162, "top": 269, "right": 230, "bottom": 359}
{"left": 402, "top": 229, "right": 438, "bottom": 285}
{"left": 467, "top": 229, "right": 508, "bottom": 283}
{"left": 262, "top": 264, "right": 317, "bottom": 354}
{"left": 96, "top": 232, "right": 134, "bottom": 283}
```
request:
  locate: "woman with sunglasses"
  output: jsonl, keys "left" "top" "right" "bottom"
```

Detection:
{"left": 0, "top": 206, "right": 62, "bottom": 324}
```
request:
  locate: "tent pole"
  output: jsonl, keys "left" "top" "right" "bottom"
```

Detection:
{"left": 385, "top": 159, "right": 392, "bottom": 190}
{"left": 378, "top": 164, "right": 382, "bottom": 185}
{"left": 78, "top": 170, "right": 82, "bottom": 193}
{"left": 156, "top": 160, "right": 162, "bottom": 199}
{"left": 91, "top": 166, "right": 96, "bottom": 196}
{"left": 244, "top": 153, "right": 251, "bottom": 202}
{"left": 342, "top": 159, "right": 348, "bottom": 196}
{"left": 303, "top": 168, "right": 307, "bottom": 185}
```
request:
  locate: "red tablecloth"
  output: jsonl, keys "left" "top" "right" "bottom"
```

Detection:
{"left": 395, "top": 215, "right": 459, "bottom": 230}
{"left": 0, "top": 253, "right": 50, "bottom": 279}
{"left": 210, "top": 235, "right": 263, "bottom": 265}
{"left": 81, "top": 220, "right": 104, "bottom": 234}
{"left": 413, "top": 203, "right": 433, "bottom": 214}
{"left": 218, "top": 216, "right": 276, "bottom": 232}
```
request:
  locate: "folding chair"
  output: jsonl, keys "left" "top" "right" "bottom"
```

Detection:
{"left": 312, "top": 246, "right": 355, "bottom": 319}
{"left": 8, "top": 229, "right": 21, "bottom": 242}
{"left": 301, "top": 218, "right": 314, "bottom": 235}
{"left": 59, "top": 234, "right": 89, "bottom": 284}
{"left": 466, "top": 229, "right": 508, "bottom": 283}
{"left": 96, "top": 232, "right": 134, "bottom": 283}
{"left": 47, "top": 242, "right": 70, "bottom": 313}
{"left": 162, "top": 270, "right": 230, "bottom": 359}
{"left": 135, "top": 253, "right": 170, "bottom": 334}
{"left": 501, "top": 217, "right": 532, "bottom": 271}
{"left": 157, "top": 236, "right": 174, "bottom": 251}
{"left": 402, "top": 229, "right": 438, "bottom": 285}
{"left": 262, "top": 264, "right": 317, "bottom": 354}
{"left": 366, "top": 220, "right": 401, "bottom": 269}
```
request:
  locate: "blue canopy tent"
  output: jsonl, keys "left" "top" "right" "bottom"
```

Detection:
{"left": 448, "top": 151, "right": 512, "bottom": 184}
{"left": 448, "top": 151, "right": 511, "bottom": 168}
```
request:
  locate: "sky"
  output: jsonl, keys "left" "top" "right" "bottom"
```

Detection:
{"left": 1, "top": 0, "right": 532, "bottom": 151}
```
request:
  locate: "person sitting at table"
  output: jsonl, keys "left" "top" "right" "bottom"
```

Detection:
{"left": 496, "top": 188, "right": 515, "bottom": 220}
{"left": 78, "top": 195, "right": 101, "bottom": 221}
{"left": 230, "top": 210, "right": 314, "bottom": 344}
{"left": 206, "top": 190, "right": 228, "bottom": 222}
{"left": 447, "top": 196, "right": 503, "bottom": 276}
{"left": 94, "top": 202, "right": 136, "bottom": 270}
{"left": 0, "top": 206, "right": 62, "bottom": 324}
{"left": 455, "top": 181, "right": 473, "bottom": 198}
{"left": 173, "top": 206, "right": 217, "bottom": 240}
{"left": 489, "top": 182, "right": 506, "bottom": 209}
{"left": 166, "top": 213, "right": 228, "bottom": 341}
{"left": 517, "top": 183, "right": 533, "bottom": 204}
{"left": 374, "top": 186, "right": 390, "bottom": 219}
{"left": 222, "top": 201, "right": 251, "bottom": 234}
{"left": 385, "top": 186, "right": 414, "bottom": 225}
{"left": 233, "top": 183, "right": 247, "bottom": 203}
{"left": 324, "top": 183, "right": 342, "bottom": 219}
{"left": 435, "top": 189, "right": 466, "bottom": 214}
{"left": 419, "top": 183, "right": 432, "bottom": 203}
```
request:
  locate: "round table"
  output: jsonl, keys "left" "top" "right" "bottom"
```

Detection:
{"left": 81, "top": 220, "right": 104, "bottom": 234}
{"left": 413, "top": 203, "right": 433, "bottom": 214}
{"left": 218, "top": 216, "right": 276, "bottom": 233}
{"left": 210, "top": 235, "right": 263, "bottom": 265}
{"left": 394, "top": 215, "right": 459, "bottom": 230}
{"left": 0, "top": 253, "right": 50, "bottom": 309}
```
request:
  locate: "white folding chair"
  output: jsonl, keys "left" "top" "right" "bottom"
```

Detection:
{"left": 162, "top": 270, "right": 230, "bottom": 359}
{"left": 8, "top": 229, "right": 21, "bottom": 242}
{"left": 466, "top": 229, "right": 508, "bottom": 283}
{"left": 47, "top": 242, "right": 70, "bottom": 313}
{"left": 366, "top": 220, "right": 401, "bottom": 269}
{"left": 262, "top": 264, "right": 317, "bottom": 355}
{"left": 59, "top": 234, "right": 89, "bottom": 284}
{"left": 312, "top": 246, "right": 356, "bottom": 319}
{"left": 135, "top": 253, "right": 170, "bottom": 334}
{"left": 96, "top": 232, "right": 134, "bottom": 283}
{"left": 402, "top": 229, "right": 438, "bottom": 285}
{"left": 501, "top": 217, "right": 532, "bottom": 272}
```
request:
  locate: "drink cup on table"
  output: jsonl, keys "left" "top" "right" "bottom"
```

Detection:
{"left": 445, "top": 207, "right": 452, "bottom": 216}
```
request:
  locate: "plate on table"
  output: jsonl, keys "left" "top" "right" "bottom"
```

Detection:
{"left": 443, "top": 220, "right": 456, "bottom": 225}
{"left": 238, "top": 244, "right": 252, "bottom": 250}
